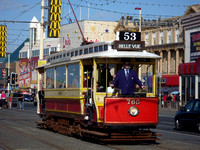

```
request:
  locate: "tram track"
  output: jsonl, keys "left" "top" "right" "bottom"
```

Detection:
{"left": 0, "top": 122, "right": 64, "bottom": 150}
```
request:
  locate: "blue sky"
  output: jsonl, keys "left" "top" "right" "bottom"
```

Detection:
{"left": 0, "top": 0, "right": 200, "bottom": 53}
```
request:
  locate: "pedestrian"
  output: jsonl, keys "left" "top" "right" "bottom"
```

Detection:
{"left": 18, "top": 91, "right": 24, "bottom": 111}
{"left": 1, "top": 91, "right": 7, "bottom": 109}
{"left": 8, "top": 96, "right": 12, "bottom": 109}
{"left": 163, "top": 93, "right": 168, "bottom": 107}
{"left": 111, "top": 59, "right": 145, "bottom": 97}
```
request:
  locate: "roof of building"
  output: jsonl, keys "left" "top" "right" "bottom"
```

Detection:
{"left": 3, "top": 38, "right": 29, "bottom": 63}
{"left": 184, "top": 4, "right": 200, "bottom": 16}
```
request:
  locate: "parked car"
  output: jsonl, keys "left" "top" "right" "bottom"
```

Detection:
{"left": 174, "top": 99, "right": 200, "bottom": 132}
{"left": 23, "top": 94, "right": 34, "bottom": 102}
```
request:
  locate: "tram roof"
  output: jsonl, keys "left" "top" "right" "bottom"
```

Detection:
{"left": 37, "top": 41, "right": 161, "bottom": 69}
{"left": 71, "top": 50, "right": 161, "bottom": 60}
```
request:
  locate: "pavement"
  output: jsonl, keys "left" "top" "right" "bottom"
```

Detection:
{"left": 159, "top": 105, "right": 178, "bottom": 118}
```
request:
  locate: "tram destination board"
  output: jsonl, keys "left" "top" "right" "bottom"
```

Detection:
{"left": 117, "top": 31, "right": 141, "bottom": 41}
{"left": 114, "top": 40, "right": 145, "bottom": 51}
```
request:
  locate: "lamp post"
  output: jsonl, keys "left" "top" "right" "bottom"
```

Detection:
{"left": 135, "top": 7, "right": 141, "bottom": 32}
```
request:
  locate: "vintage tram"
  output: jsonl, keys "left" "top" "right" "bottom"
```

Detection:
{"left": 37, "top": 39, "right": 161, "bottom": 141}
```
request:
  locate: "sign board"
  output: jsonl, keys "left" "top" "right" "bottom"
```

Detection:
{"left": 2, "top": 68, "right": 7, "bottom": 78}
{"left": 38, "top": 59, "right": 47, "bottom": 67}
{"left": 116, "top": 31, "right": 141, "bottom": 41}
{"left": 114, "top": 41, "right": 145, "bottom": 51}
{"left": 190, "top": 31, "right": 200, "bottom": 61}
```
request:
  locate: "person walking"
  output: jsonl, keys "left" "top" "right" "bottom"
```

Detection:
{"left": 18, "top": 91, "right": 24, "bottom": 111}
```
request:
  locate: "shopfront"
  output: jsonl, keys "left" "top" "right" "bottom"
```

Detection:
{"left": 178, "top": 58, "right": 200, "bottom": 104}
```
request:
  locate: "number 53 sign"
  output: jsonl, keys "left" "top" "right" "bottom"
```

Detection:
{"left": 117, "top": 31, "right": 141, "bottom": 41}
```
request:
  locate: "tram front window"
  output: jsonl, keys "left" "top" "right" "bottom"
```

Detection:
{"left": 96, "top": 64, "right": 115, "bottom": 92}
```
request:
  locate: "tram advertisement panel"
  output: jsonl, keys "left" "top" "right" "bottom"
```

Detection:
{"left": 190, "top": 31, "right": 200, "bottom": 61}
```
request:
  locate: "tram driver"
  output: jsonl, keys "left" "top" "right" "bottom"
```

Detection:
{"left": 110, "top": 59, "right": 145, "bottom": 97}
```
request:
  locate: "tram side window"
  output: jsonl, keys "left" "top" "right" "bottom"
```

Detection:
{"left": 46, "top": 68, "right": 54, "bottom": 89}
{"left": 68, "top": 64, "right": 80, "bottom": 88}
{"left": 56, "top": 66, "right": 66, "bottom": 88}
{"left": 96, "top": 64, "right": 115, "bottom": 92}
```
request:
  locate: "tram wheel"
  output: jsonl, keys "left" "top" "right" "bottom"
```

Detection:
{"left": 175, "top": 119, "right": 182, "bottom": 130}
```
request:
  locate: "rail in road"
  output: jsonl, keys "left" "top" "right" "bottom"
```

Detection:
{"left": 0, "top": 103, "right": 200, "bottom": 150}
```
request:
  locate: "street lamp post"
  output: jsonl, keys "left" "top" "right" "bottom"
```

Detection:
{"left": 37, "top": 0, "right": 45, "bottom": 114}
{"left": 135, "top": 7, "right": 141, "bottom": 32}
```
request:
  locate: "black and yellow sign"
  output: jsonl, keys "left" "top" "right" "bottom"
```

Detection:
{"left": 48, "top": 0, "right": 61, "bottom": 38}
{"left": 0, "top": 25, "right": 7, "bottom": 57}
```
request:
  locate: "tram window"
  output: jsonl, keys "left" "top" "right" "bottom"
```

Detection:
{"left": 46, "top": 68, "right": 54, "bottom": 89}
{"left": 75, "top": 51, "right": 78, "bottom": 56}
{"left": 56, "top": 66, "right": 66, "bottom": 88}
{"left": 94, "top": 46, "right": 98, "bottom": 52}
{"left": 47, "top": 58, "right": 50, "bottom": 63}
{"left": 80, "top": 50, "right": 83, "bottom": 55}
{"left": 63, "top": 54, "right": 66, "bottom": 57}
{"left": 68, "top": 64, "right": 80, "bottom": 88}
{"left": 60, "top": 55, "right": 62, "bottom": 58}
{"left": 104, "top": 45, "right": 108, "bottom": 51}
{"left": 71, "top": 52, "right": 74, "bottom": 57}
{"left": 84, "top": 48, "right": 88, "bottom": 54}
{"left": 67, "top": 53, "right": 69, "bottom": 56}
{"left": 89, "top": 47, "right": 93, "bottom": 53}
{"left": 99, "top": 46, "right": 103, "bottom": 51}
{"left": 56, "top": 55, "right": 59, "bottom": 59}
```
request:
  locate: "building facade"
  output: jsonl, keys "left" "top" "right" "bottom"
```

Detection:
{"left": 178, "top": 4, "right": 200, "bottom": 103}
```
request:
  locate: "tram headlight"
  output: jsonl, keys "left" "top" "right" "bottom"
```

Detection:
{"left": 128, "top": 105, "right": 139, "bottom": 117}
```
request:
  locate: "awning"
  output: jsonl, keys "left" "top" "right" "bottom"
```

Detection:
{"left": 161, "top": 75, "right": 179, "bottom": 86}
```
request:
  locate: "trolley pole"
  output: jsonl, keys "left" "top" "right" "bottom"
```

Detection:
{"left": 37, "top": 0, "right": 45, "bottom": 114}
{"left": 7, "top": 54, "right": 10, "bottom": 94}
{"left": 135, "top": 7, "right": 142, "bottom": 80}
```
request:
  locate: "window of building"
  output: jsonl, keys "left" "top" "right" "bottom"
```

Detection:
{"left": 44, "top": 48, "right": 49, "bottom": 55}
{"left": 145, "top": 33, "right": 149, "bottom": 46}
{"left": 176, "top": 29, "right": 179, "bottom": 42}
{"left": 153, "top": 32, "right": 156, "bottom": 45}
{"left": 21, "top": 52, "right": 27, "bottom": 58}
{"left": 160, "top": 31, "right": 163, "bottom": 44}
{"left": 46, "top": 68, "right": 54, "bottom": 89}
{"left": 68, "top": 64, "right": 80, "bottom": 88}
{"left": 168, "top": 30, "right": 171, "bottom": 43}
{"left": 32, "top": 50, "right": 39, "bottom": 57}
{"left": 51, "top": 47, "right": 57, "bottom": 52}
{"left": 56, "top": 66, "right": 66, "bottom": 88}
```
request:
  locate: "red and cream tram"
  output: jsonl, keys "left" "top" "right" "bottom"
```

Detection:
{"left": 37, "top": 39, "right": 161, "bottom": 141}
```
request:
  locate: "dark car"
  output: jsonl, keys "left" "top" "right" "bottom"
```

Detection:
{"left": 174, "top": 99, "right": 200, "bottom": 132}
{"left": 23, "top": 94, "right": 34, "bottom": 102}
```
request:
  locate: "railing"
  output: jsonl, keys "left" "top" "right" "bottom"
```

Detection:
{"left": 161, "top": 101, "right": 186, "bottom": 110}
